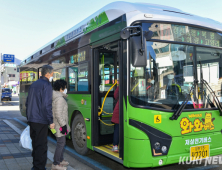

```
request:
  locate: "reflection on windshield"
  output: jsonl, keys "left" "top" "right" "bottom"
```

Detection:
{"left": 142, "top": 23, "right": 222, "bottom": 48}
{"left": 2, "top": 89, "right": 10, "bottom": 93}
{"left": 197, "top": 47, "right": 222, "bottom": 107}
{"left": 130, "top": 42, "right": 222, "bottom": 110}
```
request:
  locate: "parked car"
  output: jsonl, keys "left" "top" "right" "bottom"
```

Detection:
{"left": 1, "top": 88, "right": 12, "bottom": 101}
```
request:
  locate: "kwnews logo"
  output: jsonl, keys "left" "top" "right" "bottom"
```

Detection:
{"left": 179, "top": 156, "right": 222, "bottom": 166}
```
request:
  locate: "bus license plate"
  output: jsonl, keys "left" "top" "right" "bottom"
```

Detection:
{"left": 190, "top": 144, "right": 210, "bottom": 161}
{"left": 5, "top": 96, "right": 9, "bottom": 97}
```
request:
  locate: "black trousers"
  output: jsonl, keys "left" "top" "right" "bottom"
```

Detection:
{"left": 30, "top": 122, "right": 48, "bottom": 170}
{"left": 113, "top": 124, "right": 119, "bottom": 146}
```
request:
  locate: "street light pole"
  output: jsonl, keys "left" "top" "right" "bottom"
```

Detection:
{"left": 0, "top": 53, "right": 2, "bottom": 105}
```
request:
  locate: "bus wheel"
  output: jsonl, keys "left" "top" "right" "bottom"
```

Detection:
{"left": 71, "top": 113, "right": 89, "bottom": 155}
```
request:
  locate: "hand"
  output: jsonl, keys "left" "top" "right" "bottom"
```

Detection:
{"left": 50, "top": 123, "right": 55, "bottom": 129}
{"left": 147, "top": 78, "right": 151, "bottom": 83}
{"left": 60, "top": 125, "right": 67, "bottom": 135}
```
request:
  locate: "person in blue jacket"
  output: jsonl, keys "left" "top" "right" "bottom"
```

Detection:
{"left": 26, "top": 65, "right": 55, "bottom": 170}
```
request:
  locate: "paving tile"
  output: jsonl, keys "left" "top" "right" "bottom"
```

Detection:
{"left": 0, "top": 152, "right": 11, "bottom": 155}
{"left": 17, "top": 160, "right": 29, "bottom": 165}
{"left": 15, "top": 157, "right": 28, "bottom": 161}
{"left": 0, "top": 165, "right": 8, "bottom": 170}
{"left": 5, "top": 143, "right": 15, "bottom": 146}
{"left": 22, "top": 153, "right": 32, "bottom": 157}
{"left": 3, "top": 140, "right": 11, "bottom": 143}
{"left": 12, "top": 155, "right": 24, "bottom": 158}
{"left": 10, "top": 150, "right": 20, "bottom": 153}
{"left": 26, "top": 157, "right": 33, "bottom": 164}
{"left": 4, "top": 158, "right": 16, "bottom": 164}
{"left": 1, "top": 154, "right": 12, "bottom": 157}
{"left": 0, "top": 150, "right": 11, "bottom": 153}
{"left": 19, "top": 165, "right": 33, "bottom": 170}
{"left": 17, "top": 162, "right": 31, "bottom": 167}
{"left": 6, "top": 165, "right": 21, "bottom": 170}
{"left": 3, "top": 156, "right": 14, "bottom": 159}
{"left": 9, "top": 150, "right": 20, "bottom": 153}
{"left": 0, "top": 149, "right": 9, "bottom": 152}
{"left": 0, "top": 151, "right": 11, "bottom": 154}
{"left": 15, "top": 157, "right": 30, "bottom": 166}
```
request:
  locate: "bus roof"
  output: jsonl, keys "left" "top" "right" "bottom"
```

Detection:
{"left": 22, "top": 1, "right": 222, "bottom": 64}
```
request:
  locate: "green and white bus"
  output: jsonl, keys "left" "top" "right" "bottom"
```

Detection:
{"left": 19, "top": 1, "right": 222, "bottom": 168}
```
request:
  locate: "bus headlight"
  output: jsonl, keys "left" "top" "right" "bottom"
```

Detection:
{"left": 154, "top": 142, "right": 161, "bottom": 150}
{"left": 161, "top": 146, "right": 167, "bottom": 153}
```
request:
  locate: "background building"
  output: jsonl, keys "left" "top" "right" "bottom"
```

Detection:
{"left": 1, "top": 57, "right": 21, "bottom": 93}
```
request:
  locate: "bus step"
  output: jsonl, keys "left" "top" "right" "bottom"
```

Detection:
{"left": 93, "top": 144, "right": 122, "bottom": 164}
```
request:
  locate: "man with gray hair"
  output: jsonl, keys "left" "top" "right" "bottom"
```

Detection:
{"left": 26, "top": 65, "right": 55, "bottom": 170}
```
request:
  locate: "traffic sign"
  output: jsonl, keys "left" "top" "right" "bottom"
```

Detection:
{"left": 3, "top": 54, "right": 15, "bottom": 63}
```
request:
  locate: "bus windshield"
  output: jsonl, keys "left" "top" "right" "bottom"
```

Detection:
{"left": 130, "top": 41, "right": 222, "bottom": 110}
{"left": 2, "top": 89, "right": 11, "bottom": 93}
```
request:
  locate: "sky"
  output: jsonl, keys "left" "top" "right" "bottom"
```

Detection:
{"left": 0, "top": 0, "right": 222, "bottom": 61}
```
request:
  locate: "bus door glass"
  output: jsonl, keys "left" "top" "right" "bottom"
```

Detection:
{"left": 99, "top": 52, "right": 118, "bottom": 135}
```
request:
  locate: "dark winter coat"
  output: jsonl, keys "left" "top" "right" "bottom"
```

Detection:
{"left": 111, "top": 86, "right": 119, "bottom": 124}
{"left": 25, "top": 76, "right": 53, "bottom": 125}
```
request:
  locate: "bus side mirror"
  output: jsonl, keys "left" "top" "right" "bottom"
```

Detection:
{"left": 130, "top": 36, "right": 147, "bottom": 67}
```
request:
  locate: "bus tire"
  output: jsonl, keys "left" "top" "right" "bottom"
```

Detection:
{"left": 71, "top": 113, "right": 89, "bottom": 155}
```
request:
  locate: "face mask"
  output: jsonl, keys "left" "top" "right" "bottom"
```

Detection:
{"left": 151, "top": 80, "right": 154, "bottom": 84}
{"left": 49, "top": 77, "right": 53, "bottom": 82}
{"left": 63, "top": 89, "right": 67, "bottom": 94}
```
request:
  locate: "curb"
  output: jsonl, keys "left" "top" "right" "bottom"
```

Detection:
{"left": 13, "top": 118, "right": 111, "bottom": 170}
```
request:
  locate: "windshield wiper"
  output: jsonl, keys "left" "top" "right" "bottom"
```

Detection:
{"left": 170, "top": 80, "right": 198, "bottom": 120}
{"left": 201, "top": 79, "right": 222, "bottom": 115}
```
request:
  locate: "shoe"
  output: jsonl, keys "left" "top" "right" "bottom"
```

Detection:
{"left": 51, "top": 164, "right": 67, "bottom": 170}
{"left": 60, "top": 160, "right": 69, "bottom": 166}
{"left": 112, "top": 145, "right": 118, "bottom": 152}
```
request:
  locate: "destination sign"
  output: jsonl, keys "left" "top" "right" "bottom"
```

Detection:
{"left": 150, "top": 23, "right": 222, "bottom": 48}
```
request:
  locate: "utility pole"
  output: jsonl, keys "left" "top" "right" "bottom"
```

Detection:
{"left": 0, "top": 53, "right": 2, "bottom": 105}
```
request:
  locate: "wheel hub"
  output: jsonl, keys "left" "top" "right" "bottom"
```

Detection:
{"left": 74, "top": 122, "right": 86, "bottom": 148}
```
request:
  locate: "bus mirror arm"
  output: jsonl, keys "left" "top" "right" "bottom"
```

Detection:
{"left": 121, "top": 26, "right": 148, "bottom": 67}
{"left": 120, "top": 26, "right": 148, "bottom": 54}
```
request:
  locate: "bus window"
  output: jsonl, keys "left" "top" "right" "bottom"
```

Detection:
{"left": 68, "top": 62, "right": 88, "bottom": 92}
{"left": 20, "top": 68, "right": 38, "bottom": 84}
{"left": 68, "top": 67, "right": 78, "bottom": 92}
{"left": 99, "top": 53, "right": 116, "bottom": 92}
{"left": 53, "top": 68, "right": 66, "bottom": 82}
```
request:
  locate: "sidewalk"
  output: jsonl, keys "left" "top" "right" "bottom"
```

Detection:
{"left": 5, "top": 118, "right": 93, "bottom": 170}
{"left": 0, "top": 99, "right": 94, "bottom": 170}
{"left": 0, "top": 120, "right": 51, "bottom": 170}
